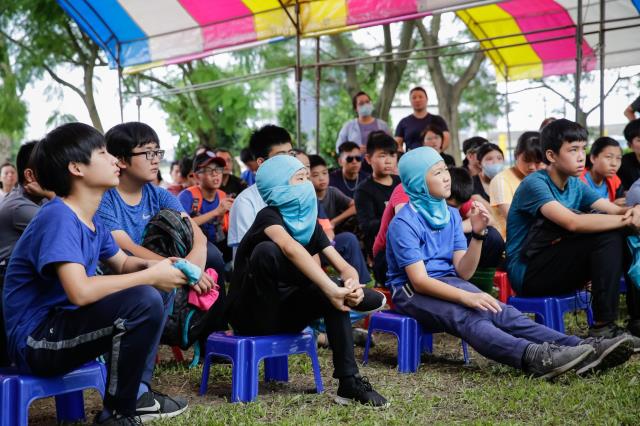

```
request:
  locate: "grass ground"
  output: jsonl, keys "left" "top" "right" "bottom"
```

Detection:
{"left": 29, "top": 312, "right": 640, "bottom": 425}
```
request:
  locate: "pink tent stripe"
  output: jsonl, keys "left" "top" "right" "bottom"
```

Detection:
{"left": 499, "top": 0, "right": 596, "bottom": 77}
{"left": 346, "top": 0, "right": 418, "bottom": 25}
{"left": 179, "top": 0, "right": 257, "bottom": 51}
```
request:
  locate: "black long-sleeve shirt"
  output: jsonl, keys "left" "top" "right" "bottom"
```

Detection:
{"left": 354, "top": 175, "right": 401, "bottom": 253}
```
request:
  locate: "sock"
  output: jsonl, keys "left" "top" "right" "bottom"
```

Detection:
{"left": 137, "top": 382, "right": 149, "bottom": 399}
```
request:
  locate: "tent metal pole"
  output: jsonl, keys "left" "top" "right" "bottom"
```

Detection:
{"left": 117, "top": 44, "right": 124, "bottom": 123}
{"left": 315, "top": 37, "right": 321, "bottom": 154}
{"left": 295, "top": 1, "right": 302, "bottom": 147}
{"left": 136, "top": 74, "right": 141, "bottom": 122}
{"left": 575, "top": 0, "right": 583, "bottom": 122}
{"left": 599, "top": 0, "right": 605, "bottom": 136}
{"left": 505, "top": 74, "right": 512, "bottom": 151}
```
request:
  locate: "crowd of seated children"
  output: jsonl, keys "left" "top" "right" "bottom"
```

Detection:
{"left": 354, "top": 131, "right": 400, "bottom": 258}
{"left": 489, "top": 132, "right": 543, "bottom": 239}
{"left": 225, "top": 154, "right": 387, "bottom": 406}
{"left": 472, "top": 142, "right": 504, "bottom": 204}
{"left": 506, "top": 119, "right": 640, "bottom": 349}
{"left": 372, "top": 166, "right": 503, "bottom": 286}
{"left": 329, "top": 141, "right": 370, "bottom": 198}
{"left": 0, "top": 162, "right": 17, "bottom": 199}
{"left": 214, "top": 147, "right": 248, "bottom": 196}
{"left": 385, "top": 146, "right": 633, "bottom": 379}
{"left": 2, "top": 123, "right": 198, "bottom": 424}
{"left": 421, "top": 123, "right": 455, "bottom": 167}
{"left": 336, "top": 91, "right": 390, "bottom": 153}
{"left": 580, "top": 137, "right": 625, "bottom": 205}
{"left": 617, "top": 118, "right": 640, "bottom": 191}
{"left": 394, "top": 86, "right": 450, "bottom": 152}
{"left": 178, "top": 150, "right": 235, "bottom": 264}
{"left": 239, "top": 147, "right": 258, "bottom": 186}
{"left": 461, "top": 136, "right": 488, "bottom": 176}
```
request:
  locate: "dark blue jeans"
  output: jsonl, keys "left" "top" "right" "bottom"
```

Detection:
{"left": 392, "top": 276, "right": 581, "bottom": 369}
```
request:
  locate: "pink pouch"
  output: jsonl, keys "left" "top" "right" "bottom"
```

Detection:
{"left": 188, "top": 268, "right": 220, "bottom": 311}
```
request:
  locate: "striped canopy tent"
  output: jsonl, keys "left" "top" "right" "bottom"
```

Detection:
{"left": 57, "top": 0, "right": 640, "bottom": 79}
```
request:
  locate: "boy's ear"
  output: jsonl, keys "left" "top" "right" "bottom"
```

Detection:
{"left": 24, "top": 168, "right": 36, "bottom": 184}
{"left": 68, "top": 161, "right": 84, "bottom": 177}
{"left": 545, "top": 149, "right": 556, "bottom": 164}
{"left": 365, "top": 153, "right": 371, "bottom": 165}
{"left": 116, "top": 157, "right": 128, "bottom": 169}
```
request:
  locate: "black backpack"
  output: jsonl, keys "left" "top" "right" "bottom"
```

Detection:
{"left": 141, "top": 209, "right": 222, "bottom": 351}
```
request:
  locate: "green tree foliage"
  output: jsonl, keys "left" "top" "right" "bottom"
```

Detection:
{"left": 0, "top": 36, "right": 27, "bottom": 161}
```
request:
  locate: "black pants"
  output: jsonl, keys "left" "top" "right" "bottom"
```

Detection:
{"left": 228, "top": 241, "right": 358, "bottom": 379}
{"left": 373, "top": 250, "right": 387, "bottom": 286}
{"left": 522, "top": 230, "right": 625, "bottom": 324}
{"left": 24, "top": 286, "right": 165, "bottom": 415}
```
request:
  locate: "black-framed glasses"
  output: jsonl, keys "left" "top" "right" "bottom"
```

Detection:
{"left": 130, "top": 150, "right": 165, "bottom": 161}
{"left": 196, "top": 166, "right": 224, "bottom": 176}
{"left": 345, "top": 155, "right": 362, "bottom": 163}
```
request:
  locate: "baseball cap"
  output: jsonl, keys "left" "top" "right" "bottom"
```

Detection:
{"left": 193, "top": 150, "right": 226, "bottom": 171}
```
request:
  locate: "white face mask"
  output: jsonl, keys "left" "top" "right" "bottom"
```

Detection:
{"left": 483, "top": 163, "right": 504, "bottom": 179}
{"left": 357, "top": 102, "right": 373, "bottom": 118}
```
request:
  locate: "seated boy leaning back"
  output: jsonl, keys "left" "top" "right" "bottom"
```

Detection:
{"left": 1, "top": 123, "right": 210, "bottom": 425}
{"left": 385, "top": 147, "right": 633, "bottom": 379}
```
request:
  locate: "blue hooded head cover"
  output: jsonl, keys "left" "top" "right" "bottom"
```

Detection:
{"left": 256, "top": 155, "right": 318, "bottom": 245}
{"left": 398, "top": 146, "right": 450, "bottom": 229}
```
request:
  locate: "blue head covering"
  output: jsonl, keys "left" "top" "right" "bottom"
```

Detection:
{"left": 398, "top": 146, "right": 450, "bottom": 229}
{"left": 256, "top": 155, "right": 318, "bottom": 245}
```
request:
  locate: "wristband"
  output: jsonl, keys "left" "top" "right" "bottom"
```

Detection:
{"left": 471, "top": 229, "right": 488, "bottom": 241}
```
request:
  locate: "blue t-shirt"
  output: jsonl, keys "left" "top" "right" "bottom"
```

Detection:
{"left": 241, "top": 170, "right": 256, "bottom": 186}
{"left": 505, "top": 170, "right": 600, "bottom": 292}
{"left": 97, "top": 183, "right": 185, "bottom": 244}
{"left": 2, "top": 198, "right": 119, "bottom": 370}
{"left": 178, "top": 188, "right": 221, "bottom": 242}
{"left": 584, "top": 172, "right": 609, "bottom": 199}
{"left": 386, "top": 204, "right": 467, "bottom": 289}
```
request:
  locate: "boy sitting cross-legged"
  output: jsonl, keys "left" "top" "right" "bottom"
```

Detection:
{"left": 2, "top": 123, "right": 205, "bottom": 424}
{"left": 386, "top": 147, "right": 633, "bottom": 379}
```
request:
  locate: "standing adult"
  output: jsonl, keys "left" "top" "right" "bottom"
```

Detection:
{"left": 395, "top": 86, "right": 450, "bottom": 152}
{"left": 0, "top": 163, "right": 17, "bottom": 199}
{"left": 335, "top": 91, "right": 390, "bottom": 153}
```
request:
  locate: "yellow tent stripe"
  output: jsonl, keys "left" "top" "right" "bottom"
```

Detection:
{"left": 300, "top": 0, "right": 347, "bottom": 34}
{"left": 243, "top": 0, "right": 296, "bottom": 40}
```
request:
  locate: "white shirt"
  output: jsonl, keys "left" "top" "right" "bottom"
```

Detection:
{"left": 227, "top": 184, "right": 267, "bottom": 258}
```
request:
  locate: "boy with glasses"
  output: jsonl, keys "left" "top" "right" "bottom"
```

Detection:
{"left": 329, "top": 141, "right": 370, "bottom": 198}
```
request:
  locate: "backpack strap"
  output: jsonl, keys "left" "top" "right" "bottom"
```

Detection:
{"left": 217, "top": 190, "right": 230, "bottom": 233}
{"left": 186, "top": 186, "right": 203, "bottom": 217}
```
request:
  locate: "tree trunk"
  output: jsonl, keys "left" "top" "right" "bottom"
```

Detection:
{"left": 82, "top": 55, "right": 103, "bottom": 132}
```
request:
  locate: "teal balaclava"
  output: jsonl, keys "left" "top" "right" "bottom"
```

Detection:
{"left": 398, "top": 146, "right": 450, "bottom": 229}
{"left": 256, "top": 155, "right": 318, "bottom": 245}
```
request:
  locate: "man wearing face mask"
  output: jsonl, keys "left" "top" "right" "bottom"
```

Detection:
{"left": 335, "top": 91, "right": 390, "bottom": 153}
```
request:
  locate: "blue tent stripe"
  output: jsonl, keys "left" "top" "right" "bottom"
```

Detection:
{"left": 633, "top": 0, "right": 640, "bottom": 14}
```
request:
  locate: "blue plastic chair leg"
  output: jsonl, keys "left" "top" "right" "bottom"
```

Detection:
{"left": 199, "top": 351, "right": 214, "bottom": 396}
{"left": 461, "top": 340, "right": 470, "bottom": 365}
{"left": 307, "top": 342, "right": 324, "bottom": 394}
{"left": 420, "top": 332, "right": 434, "bottom": 354}
{"left": 397, "top": 317, "right": 420, "bottom": 373}
{"left": 264, "top": 356, "right": 288, "bottom": 382}
{"left": 55, "top": 391, "right": 86, "bottom": 423}
{"left": 362, "top": 326, "right": 374, "bottom": 364}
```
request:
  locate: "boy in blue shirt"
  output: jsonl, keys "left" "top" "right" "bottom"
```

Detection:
{"left": 507, "top": 119, "right": 640, "bottom": 344}
{"left": 387, "top": 147, "right": 632, "bottom": 379}
{"left": 2, "top": 123, "right": 209, "bottom": 424}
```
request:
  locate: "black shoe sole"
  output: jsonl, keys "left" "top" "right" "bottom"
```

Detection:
{"left": 576, "top": 340, "right": 633, "bottom": 375}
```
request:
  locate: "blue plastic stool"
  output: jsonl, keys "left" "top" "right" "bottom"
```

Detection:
{"left": 362, "top": 311, "right": 469, "bottom": 373}
{"left": 0, "top": 361, "right": 107, "bottom": 426}
{"left": 199, "top": 331, "right": 324, "bottom": 402}
{"left": 620, "top": 278, "right": 627, "bottom": 294}
{"left": 507, "top": 291, "right": 593, "bottom": 334}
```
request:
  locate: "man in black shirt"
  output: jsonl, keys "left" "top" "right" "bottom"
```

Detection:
{"left": 394, "top": 86, "right": 450, "bottom": 151}
{"left": 355, "top": 132, "right": 400, "bottom": 257}
{"left": 618, "top": 119, "right": 640, "bottom": 191}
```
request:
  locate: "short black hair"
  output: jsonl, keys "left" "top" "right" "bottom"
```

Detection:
{"left": 420, "top": 123, "right": 444, "bottom": 140}
{"left": 540, "top": 119, "right": 588, "bottom": 164}
{"left": 410, "top": 86, "right": 427, "bottom": 97}
{"left": 0, "top": 162, "right": 16, "bottom": 190}
{"left": 16, "top": 141, "right": 39, "bottom": 186}
{"left": 249, "top": 125, "right": 292, "bottom": 160}
{"left": 590, "top": 136, "right": 621, "bottom": 158}
{"left": 623, "top": 118, "right": 640, "bottom": 144}
{"left": 448, "top": 167, "right": 473, "bottom": 204}
{"left": 351, "top": 91, "right": 370, "bottom": 111}
{"left": 462, "top": 136, "right": 489, "bottom": 155}
{"left": 105, "top": 122, "right": 159, "bottom": 159}
{"left": 514, "top": 131, "right": 542, "bottom": 163}
{"left": 309, "top": 154, "right": 327, "bottom": 169}
{"left": 34, "top": 122, "right": 105, "bottom": 197}
{"left": 240, "top": 147, "right": 255, "bottom": 164}
{"left": 170, "top": 160, "right": 180, "bottom": 169}
{"left": 179, "top": 156, "right": 192, "bottom": 179}
{"left": 338, "top": 141, "right": 360, "bottom": 154}
{"left": 476, "top": 143, "right": 503, "bottom": 163}
{"left": 366, "top": 131, "right": 396, "bottom": 156}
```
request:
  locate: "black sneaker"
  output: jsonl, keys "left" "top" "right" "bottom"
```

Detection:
{"left": 335, "top": 375, "right": 388, "bottom": 407}
{"left": 135, "top": 389, "right": 188, "bottom": 422}
{"left": 589, "top": 323, "right": 640, "bottom": 353}
{"left": 94, "top": 413, "right": 143, "bottom": 425}
{"left": 522, "top": 342, "right": 594, "bottom": 379}
{"left": 350, "top": 288, "right": 386, "bottom": 314}
{"left": 575, "top": 335, "right": 633, "bottom": 375}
